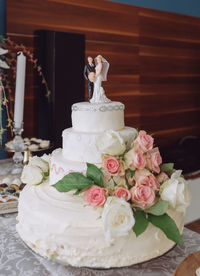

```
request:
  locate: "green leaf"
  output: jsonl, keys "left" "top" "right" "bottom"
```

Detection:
{"left": 53, "top": 172, "right": 94, "bottom": 193}
{"left": 160, "top": 163, "right": 174, "bottom": 176}
{"left": 73, "top": 189, "right": 81, "bottom": 195}
{"left": 86, "top": 163, "right": 103, "bottom": 187}
{"left": 125, "top": 175, "right": 131, "bottom": 189}
{"left": 128, "top": 168, "right": 135, "bottom": 178}
{"left": 148, "top": 213, "right": 183, "bottom": 244}
{"left": 146, "top": 200, "right": 169, "bottom": 216}
{"left": 133, "top": 210, "right": 149, "bottom": 237}
{"left": 125, "top": 169, "right": 135, "bottom": 189}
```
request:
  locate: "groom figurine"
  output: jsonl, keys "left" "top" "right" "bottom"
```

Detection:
{"left": 84, "top": 56, "right": 95, "bottom": 101}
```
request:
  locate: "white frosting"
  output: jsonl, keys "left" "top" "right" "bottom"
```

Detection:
{"left": 62, "top": 127, "right": 137, "bottom": 163}
{"left": 16, "top": 181, "right": 185, "bottom": 268}
{"left": 72, "top": 102, "right": 124, "bottom": 132}
{"left": 17, "top": 100, "right": 186, "bottom": 268}
{"left": 49, "top": 148, "right": 88, "bottom": 186}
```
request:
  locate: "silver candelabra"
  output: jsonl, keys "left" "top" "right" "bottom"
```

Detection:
{"left": 11, "top": 122, "right": 24, "bottom": 174}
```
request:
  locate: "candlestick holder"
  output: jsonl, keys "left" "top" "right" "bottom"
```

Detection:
{"left": 11, "top": 122, "right": 24, "bottom": 174}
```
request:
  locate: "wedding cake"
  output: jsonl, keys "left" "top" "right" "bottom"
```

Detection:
{"left": 17, "top": 55, "right": 190, "bottom": 268}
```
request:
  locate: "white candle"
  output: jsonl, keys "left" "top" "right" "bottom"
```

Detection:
{"left": 14, "top": 51, "right": 26, "bottom": 128}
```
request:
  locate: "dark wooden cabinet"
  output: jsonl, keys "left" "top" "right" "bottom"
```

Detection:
{"left": 35, "top": 30, "right": 85, "bottom": 148}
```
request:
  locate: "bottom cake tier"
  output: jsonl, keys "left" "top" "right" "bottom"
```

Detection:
{"left": 16, "top": 180, "right": 185, "bottom": 268}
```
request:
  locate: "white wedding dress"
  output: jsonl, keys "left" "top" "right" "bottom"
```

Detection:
{"left": 90, "top": 56, "right": 111, "bottom": 103}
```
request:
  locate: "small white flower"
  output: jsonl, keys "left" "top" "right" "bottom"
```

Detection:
{"left": 0, "top": 48, "right": 8, "bottom": 55}
{"left": 160, "top": 170, "right": 190, "bottom": 212}
{"left": 102, "top": 196, "right": 135, "bottom": 243}
{"left": 0, "top": 47, "right": 9, "bottom": 69}
{"left": 21, "top": 165, "right": 44, "bottom": 185}
{"left": 29, "top": 156, "right": 49, "bottom": 173}
{"left": 96, "top": 130, "right": 126, "bottom": 156}
{"left": 0, "top": 59, "right": 9, "bottom": 69}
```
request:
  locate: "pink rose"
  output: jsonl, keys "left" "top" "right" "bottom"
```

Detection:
{"left": 135, "top": 169, "right": 160, "bottom": 191}
{"left": 114, "top": 187, "right": 131, "bottom": 201}
{"left": 156, "top": 172, "right": 169, "bottom": 183}
{"left": 84, "top": 185, "right": 107, "bottom": 207}
{"left": 130, "top": 185, "right": 155, "bottom": 209}
{"left": 135, "top": 169, "right": 151, "bottom": 183}
{"left": 103, "top": 156, "right": 125, "bottom": 176}
{"left": 134, "top": 130, "right": 154, "bottom": 153}
{"left": 146, "top": 147, "right": 162, "bottom": 174}
{"left": 142, "top": 175, "right": 160, "bottom": 191}
{"left": 132, "top": 151, "right": 146, "bottom": 169}
{"left": 124, "top": 149, "right": 146, "bottom": 170}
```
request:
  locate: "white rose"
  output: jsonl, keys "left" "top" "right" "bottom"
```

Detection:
{"left": 96, "top": 130, "right": 126, "bottom": 156}
{"left": 41, "top": 153, "right": 51, "bottom": 164}
{"left": 160, "top": 170, "right": 190, "bottom": 212}
{"left": 102, "top": 196, "right": 135, "bottom": 242}
{"left": 29, "top": 156, "right": 49, "bottom": 174}
{"left": 21, "top": 165, "right": 44, "bottom": 185}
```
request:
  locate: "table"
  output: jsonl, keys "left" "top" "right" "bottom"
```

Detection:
{"left": 1, "top": 213, "right": 200, "bottom": 276}
{"left": 0, "top": 158, "right": 13, "bottom": 175}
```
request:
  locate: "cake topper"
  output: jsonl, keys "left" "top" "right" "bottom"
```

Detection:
{"left": 85, "top": 55, "right": 111, "bottom": 103}
{"left": 84, "top": 56, "right": 95, "bottom": 102}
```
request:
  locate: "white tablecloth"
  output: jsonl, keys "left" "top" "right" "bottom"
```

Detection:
{"left": 0, "top": 213, "right": 200, "bottom": 276}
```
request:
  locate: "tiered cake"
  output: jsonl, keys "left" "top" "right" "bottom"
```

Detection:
{"left": 17, "top": 55, "right": 190, "bottom": 268}
{"left": 50, "top": 102, "right": 136, "bottom": 185}
{"left": 17, "top": 100, "right": 188, "bottom": 268}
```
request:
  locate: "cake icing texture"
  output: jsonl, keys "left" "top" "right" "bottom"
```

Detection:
{"left": 17, "top": 181, "right": 184, "bottom": 268}
{"left": 62, "top": 127, "right": 137, "bottom": 163}
{"left": 72, "top": 101, "right": 124, "bottom": 132}
{"left": 18, "top": 99, "right": 190, "bottom": 268}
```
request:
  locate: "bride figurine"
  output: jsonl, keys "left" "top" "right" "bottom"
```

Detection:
{"left": 89, "top": 55, "right": 111, "bottom": 103}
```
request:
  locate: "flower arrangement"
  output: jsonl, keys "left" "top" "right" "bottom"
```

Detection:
{"left": 0, "top": 35, "right": 51, "bottom": 144}
{"left": 21, "top": 130, "right": 190, "bottom": 244}
{"left": 21, "top": 154, "right": 50, "bottom": 185}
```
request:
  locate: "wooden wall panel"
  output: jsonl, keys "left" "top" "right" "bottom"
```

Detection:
{"left": 138, "top": 7, "right": 200, "bottom": 147}
{"left": 6, "top": 0, "right": 200, "bottom": 148}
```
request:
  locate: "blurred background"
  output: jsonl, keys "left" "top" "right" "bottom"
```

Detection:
{"left": 2, "top": 0, "right": 200, "bottom": 172}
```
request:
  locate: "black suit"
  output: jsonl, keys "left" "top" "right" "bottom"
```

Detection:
{"left": 84, "top": 63, "right": 95, "bottom": 101}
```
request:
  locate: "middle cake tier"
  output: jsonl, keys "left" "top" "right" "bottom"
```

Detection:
{"left": 62, "top": 127, "right": 137, "bottom": 163}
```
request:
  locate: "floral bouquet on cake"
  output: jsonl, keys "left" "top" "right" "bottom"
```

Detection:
{"left": 21, "top": 130, "right": 190, "bottom": 244}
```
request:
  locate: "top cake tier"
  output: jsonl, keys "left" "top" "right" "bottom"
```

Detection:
{"left": 71, "top": 102, "right": 125, "bottom": 132}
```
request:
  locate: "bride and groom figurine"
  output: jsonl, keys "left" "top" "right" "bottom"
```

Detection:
{"left": 84, "top": 55, "right": 111, "bottom": 103}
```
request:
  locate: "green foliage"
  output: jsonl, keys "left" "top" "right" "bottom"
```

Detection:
{"left": 146, "top": 200, "right": 169, "bottom": 216}
{"left": 86, "top": 163, "right": 103, "bottom": 187}
{"left": 53, "top": 163, "right": 104, "bottom": 194}
{"left": 160, "top": 163, "right": 175, "bottom": 176}
{"left": 53, "top": 172, "right": 94, "bottom": 193}
{"left": 128, "top": 168, "right": 135, "bottom": 178}
{"left": 148, "top": 213, "right": 183, "bottom": 244}
{"left": 133, "top": 210, "right": 149, "bottom": 237}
